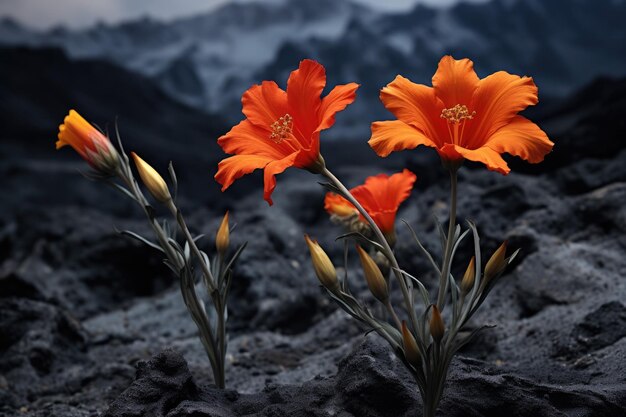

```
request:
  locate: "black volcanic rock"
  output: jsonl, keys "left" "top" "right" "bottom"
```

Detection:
{"left": 103, "top": 348, "right": 198, "bottom": 417}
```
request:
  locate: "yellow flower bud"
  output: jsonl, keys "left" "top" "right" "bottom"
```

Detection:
{"left": 304, "top": 235, "right": 340, "bottom": 293}
{"left": 131, "top": 152, "right": 172, "bottom": 203}
{"left": 429, "top": 305, "right": 445, "bottom": 343}
{"left": 484, "top": 241, "right": 508, "bottom": 282}
{"left": 356, "top": 245, "right": 388, "bottom": 303}
{"left": 460, "top": 256, "right": 476, "bottom": 294}
{"left": 216, "top": 211, "right": 230, "bottom": 256}
{"left": 401, "top": 321, "right": 421, "bottom": 368}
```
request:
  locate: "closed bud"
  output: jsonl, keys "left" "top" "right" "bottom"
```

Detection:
{"left": 460, "top": 256, "right": 476, "bottom": 294}
{"left": 56, "top": 109, "right": 120, "bottom": 174}
{"left": 216, "top": 211, "right": 230, "bottom": 256}
{"left": 304, "top": 235, "right": 340, "bottom": 293}
{"left": 131, "top": 152, "right": 172, "bottom": 203}
{"left": 484, "top": 241, "right": 508, "bottom": 282}
{"left": 356, "top": 245, "right": 388, "bottom": 303}
{"left": 401, "top": 321, "right": 421, "bottom": 368}
{"left": 429, "top": 305, "right": 445, "bottom": 343}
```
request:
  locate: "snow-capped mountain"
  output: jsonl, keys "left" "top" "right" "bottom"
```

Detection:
{"left": 2, "top": 0, "right": 626, "bottom": 138}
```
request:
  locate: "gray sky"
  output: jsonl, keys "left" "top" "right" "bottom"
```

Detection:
{"left": 0, "top": 0, "right": 486, "bottom": 30}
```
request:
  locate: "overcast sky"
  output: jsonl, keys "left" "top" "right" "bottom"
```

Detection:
{"left": 0, "top": 0, "right": 488, "bottom": 30}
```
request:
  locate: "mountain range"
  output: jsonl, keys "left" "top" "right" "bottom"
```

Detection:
{"left": 2, "top": 0, "right": 626, "bottom": 139}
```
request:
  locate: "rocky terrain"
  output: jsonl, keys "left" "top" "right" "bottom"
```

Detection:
{"left": 1, "top": 44, "right": 626, "bottom": 416}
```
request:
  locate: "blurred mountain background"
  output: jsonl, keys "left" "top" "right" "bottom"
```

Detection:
{"left": 1, "top": 0, "right": 626, "bottom": 211}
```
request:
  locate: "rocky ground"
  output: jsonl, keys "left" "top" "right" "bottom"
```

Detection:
{"left": 1, "top": 49, "right": 626, "bottom": 416}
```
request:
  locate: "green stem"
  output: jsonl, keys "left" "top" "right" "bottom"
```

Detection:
{"left": 116, "top": 164, "right": 226, "bottom": 388}
{"left": 321, "top": 167, "right": 418, "bottom": 333}
{"left": 166, "top": 200, "right": 216, "bottom": 291}
{"left": 436, "top": 168, "right": 458, "bottom": 310}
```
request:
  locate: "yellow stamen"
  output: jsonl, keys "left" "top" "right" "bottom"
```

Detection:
{"left": 440, "top": 104, "right": 476, "bottom": 145}
{"left": 269, "top": 113, "right": 294, "bottom": 144}
{"left": 440, "top": 104, "right": 475, "bottom": 124}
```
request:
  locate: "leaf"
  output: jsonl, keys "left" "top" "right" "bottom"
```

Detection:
{"left": 118, "top": 229, "right": 164, "bottom": 253}
{"left": 434, "top": 214, "right": 447, "bottom": 252}
{"left": 110, "top": 183, "right": 138, "bottom": 202}
{"left": 223, "top": 242, "right": 247, "bottom": 273}
{"left": 317, "top": 181, "right": 342, "bottom": 195}
{"left": 452, "top": 324, "right": 495, "bottom": 354}
{"left": 402, "top": 220, "right": 440, "bottom": 275}
{"left": 466, "top": 220, "right": 482, "bottom": 295}
{"left": 450, "top": 228, "right": 470, "bottom": 261}
{"left": 168, "top": 161, "right": 178, "bottom": 202}
{"left": 394, "top": 267, "right": 430, "bottom": 307}
{"left": 335, "top": 232, "right": 385, "bottom": 253}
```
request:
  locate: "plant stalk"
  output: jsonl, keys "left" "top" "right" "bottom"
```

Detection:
{"left": 321, "top": 167, "right": 419, "bottom": 332}
{"left": 436, "top": 168, "right": 458, "bottom": 310}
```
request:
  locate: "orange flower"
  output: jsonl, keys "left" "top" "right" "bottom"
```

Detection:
{"left": 369, "top": 56, "right": 554, "bottom": 174}
{"left": 324, "top": 169, "right": 417, "bottom": 240}
{"left": 215, "top": 59, "right": 359, "bottom": 205}
{"left": 57, "top": 110, "right": 119, "bottom": 173}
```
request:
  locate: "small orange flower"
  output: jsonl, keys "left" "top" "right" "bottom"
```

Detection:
{"left": 57, "top": 110, "right": 119, "bottom": 173}
{"left": 215, "top": 59, "right": 359, "bottom": 205}
{"left": 369, "top": 56, "right": 554, "bottom": 174}
{"left": 324, "top": 169, "right": 417, "bottom": 240}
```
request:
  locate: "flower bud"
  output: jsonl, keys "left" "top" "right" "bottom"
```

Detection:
{"left": 484, "top": 241, "right": 508, "bottom": 282}
{"left": 429, "top": 305, "right": 445, "bottom": 343}
{"left": 56, "top": 109, "right": 120, "bottom": 174}
{"left": 216, "top": 211, "right": 230, "bottom": 256}
{"left": 356, "top": 245, "right": 388, "bottom": 303}
{"left": 304, "top": 235, "right": 340, "bottom": 293}
{"left": 460, "top": 256, "right": 476, "bottom": 294}
{"left": 131, "top": 152, "right": 172, "bottom": 203}
{"left": 401, "top": 321, "right": 421, "bottom": 368}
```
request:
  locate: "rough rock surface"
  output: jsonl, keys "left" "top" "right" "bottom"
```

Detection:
{"left": 2, "top": 51, "right": 626, "bottom": 416}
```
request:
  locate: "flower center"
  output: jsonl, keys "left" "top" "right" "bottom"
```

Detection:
{"left": 269, "top": 113, "right": 293, "bottom": 143}
{"left": 440, "top": 104, "right": 475, "bottom": 124}
{"left": 440, "top": 104, "right": 476, "bottom": 145}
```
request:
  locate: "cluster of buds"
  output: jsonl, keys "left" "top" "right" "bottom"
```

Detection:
{"left": 56, "top": 110, "right": 245, "bottom": 389}
{"left": 305, "top": 172, "right": 518, "bottom": 417}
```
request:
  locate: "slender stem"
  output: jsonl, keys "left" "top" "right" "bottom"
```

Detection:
{"left": 116, "top": 164, "right": 226, "bottom": 388}
{"left": 321, "top": 167, "right": 418, "bottom": 332}
{"left": 166, "top": 200, "right": 216, "bottom": 291}
{"left": 385, "top": 300, "right": 403, "bottom": 330}
{"left": 436, "top": 168, "right": 458, "bottom": 310}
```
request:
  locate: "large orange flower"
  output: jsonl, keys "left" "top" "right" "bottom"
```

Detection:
{"left": 324, "top": 169, "right": 417, "bottom": 241}
{"left": 369, "top": 56, "right": 554, "bottom": 174}
{"left": 215, "top": 59, "right": 359, "bottom": 205}
{"left": 57, "top": 110, "right": 119, "bottom": 173}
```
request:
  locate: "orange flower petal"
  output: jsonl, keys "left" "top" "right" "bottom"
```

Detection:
{"left": 215, "top": 154, "right": 274, "bottom": 191}
{"left": 317, "top": 82, "right": 360, "bottom": 132}
{"left": 218, "top": 119, "right": 290, "bottom": 160}
{"left": 242, "top": 81, "right": 289, "bottom": 129}
{"left": 468, "top": 71, "right": 538, "bottom": 147}
{"left": 369, "top": 120, "right": 437, "bottom": 157}
{"left": 380, "top": 75, "right": 446, "bottom": 145}
{"left": 286, "top": 59, "right": 326, "bottom": 138}
{"left": 432, "top": 56, "right": 479, "bottom": 108}
{"left": 451, "top": 145, "right": 511, "bottom": 175}
{"left": 263, "top": 152, "right": 299, "bottom": 205}
{"left": 484, "top": 115, "right": 554, "bottom": 163}
{"left": 324, "top": 193, "right": 357, "bottom": 217}
{"left": 351, "top": 169, "right": 417, "bottom": 233}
